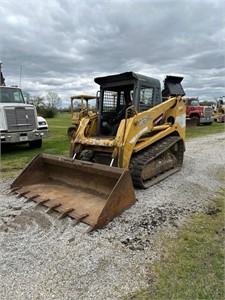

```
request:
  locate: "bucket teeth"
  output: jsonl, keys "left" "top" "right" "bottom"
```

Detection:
{"left": 25, "top": 194, "right": 40, "bottom": 202}
{"left": 10, "top": 186, "right": 21, "bottom": 194}
{"left": 58, "top": 208, "right": 75, "bottom": 220}
{"left": 17, "top": 191, "right": 30, "bottom": 198}
{"left": 72, "top": 214, "right": 89, "bottom": 226}
{"left": 85, "top": 225, "right": 95, "bottom": 234}
{"left": 35, "top": 199, "right": 50, "bottom": 207}
{"left": 45, "top": 203, "right": 62, "bottom": 213}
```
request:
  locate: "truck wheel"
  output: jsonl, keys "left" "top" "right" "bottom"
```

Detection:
{"left": 29, "top": 139, "right": 42, "bottom": 148}
{"left": 191, "top": 116, "right": 200, "bottom": 126}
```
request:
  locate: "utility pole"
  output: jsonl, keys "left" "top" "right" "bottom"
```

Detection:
{"left": 20, "top": 65, "right": 23, "bottom": 88}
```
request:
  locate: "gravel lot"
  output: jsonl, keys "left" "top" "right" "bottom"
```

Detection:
{"left": 0, "top": 132, "right": 225, "bottom": 300}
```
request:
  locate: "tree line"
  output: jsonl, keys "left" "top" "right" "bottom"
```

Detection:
{"left": 23, "top": 91, "right": 62, "bottom": 118}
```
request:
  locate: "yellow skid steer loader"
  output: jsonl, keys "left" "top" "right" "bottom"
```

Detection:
{"left": 11, "top": 72, "right": 186, "bottom": 232}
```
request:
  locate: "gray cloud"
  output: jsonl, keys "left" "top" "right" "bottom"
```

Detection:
{"left": 1, "top": 0, "right": 224, "bottom": 106}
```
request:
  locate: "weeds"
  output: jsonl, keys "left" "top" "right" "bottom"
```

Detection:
{"left": 127, "top": 190, "right": 225, "bottom": 300}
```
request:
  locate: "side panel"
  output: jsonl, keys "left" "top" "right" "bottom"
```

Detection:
{"left": 119, "top": 96, "right": 186, "bottom": 168}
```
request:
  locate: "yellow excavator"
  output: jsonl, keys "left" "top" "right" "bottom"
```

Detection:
{"left": 11, "top": 72, "right": 186, "bottom": 232}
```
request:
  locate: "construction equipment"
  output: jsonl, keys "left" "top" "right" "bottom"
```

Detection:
{"left": 11, "top": 71, "right": 186, "bottom": 231}
{"left": 67, "top": 94, "right": 97, "bottom": 139}
{"left": 213, "top": 97, "right": 225, "bottom": 122}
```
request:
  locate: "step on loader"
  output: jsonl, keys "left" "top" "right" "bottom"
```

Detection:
{"left": 11, "top": 72, "right": 186, "bottom": 232}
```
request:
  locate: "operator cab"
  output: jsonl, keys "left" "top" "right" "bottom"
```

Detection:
{"left": 94, "top": 71, "right": 162, "bottom": 136}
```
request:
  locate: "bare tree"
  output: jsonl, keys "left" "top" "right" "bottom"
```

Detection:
{"left": 28, "top": 96, "right": 45, "bottom": 107}
{"left": 44, "top": 91, "right": 61, "bottom": 108}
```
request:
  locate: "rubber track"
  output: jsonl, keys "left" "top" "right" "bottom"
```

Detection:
{"left": 129, "top": 135, "right": 184, "bottom": 189}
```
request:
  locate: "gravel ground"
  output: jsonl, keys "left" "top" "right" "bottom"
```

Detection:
{"left": 0, "top": 132, "right": 225, "bottom": 300}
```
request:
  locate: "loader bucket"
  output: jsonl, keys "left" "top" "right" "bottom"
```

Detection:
{"left": 10, "top": 154, "right": 136, "bottom": 231}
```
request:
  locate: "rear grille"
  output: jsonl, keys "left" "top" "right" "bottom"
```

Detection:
{"left": 5, "top": 107, "right": 37, "bottom": 132}
{"left": 204, "top": 107, "right": 213, "bottom": 118}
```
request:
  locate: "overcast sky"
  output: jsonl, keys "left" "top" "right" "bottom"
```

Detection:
{"left": 1, "top": 0, "right": 224, "bottom": 107}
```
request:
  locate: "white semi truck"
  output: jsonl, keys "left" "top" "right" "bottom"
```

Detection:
{"left": 0, "top": 64, "right": 48, "bottom": 148}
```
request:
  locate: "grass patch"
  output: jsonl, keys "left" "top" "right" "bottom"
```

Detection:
{"left": 186, "top": 122, "right": 225, "bottom": 139}
{"left": 127, "top": 189, "right": 225, "bottom": 300}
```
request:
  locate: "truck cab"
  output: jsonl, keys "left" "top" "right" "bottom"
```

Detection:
{"left": 0, "top": 85, "right": 48, "bottom": 148}
{"left": 184, "top": 98, "right": 214, "bottom": 125}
